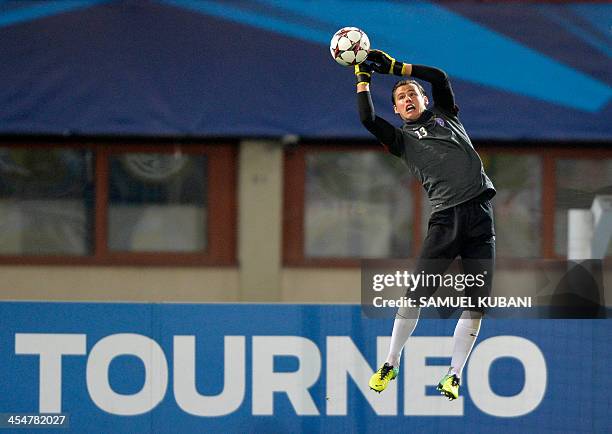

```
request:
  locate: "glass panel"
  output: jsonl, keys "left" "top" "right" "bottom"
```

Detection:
{"left": 421, "top": 153, "right": 542, "bottom": 258}
{"left": 305, "top": 152, "right": 412, "bottom": 258}
{"left": 486, "top": 154, "right": 542, "bottom": 258}
{"left": 108, "top": 153, "right": 207, "bottom": 252}
{"left": 0, "top": 148, "right": 94, "bottom": 255}
{"left": 555, "top": 159, "right": 612, "bottom": 257}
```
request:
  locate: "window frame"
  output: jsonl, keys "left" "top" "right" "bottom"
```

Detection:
{"left": 283, "top": 143, "right": 612, "bottom": 266}
{"left": 283, "top": 143, "right": 422, "bottom": 267}
{"left": 549, "top": 149, "right": 612, "bottom": 258}
{"left": 0, "top": 141, "right": 237, "bottom": 266}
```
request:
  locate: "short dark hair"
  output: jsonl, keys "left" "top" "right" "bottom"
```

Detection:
{"left": 391, "top": 80, "right": 427, "bottom": 105}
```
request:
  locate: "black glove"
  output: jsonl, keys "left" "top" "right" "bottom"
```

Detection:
{"left": 354, "top": 62, "right": 373, "bottom": 85}
{"left": 367, "top": 49, "right": 406, "bottom": 76}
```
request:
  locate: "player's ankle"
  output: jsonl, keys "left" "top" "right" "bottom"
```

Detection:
{"left": 385, "top": 356, "right": 400, "bottom": 367}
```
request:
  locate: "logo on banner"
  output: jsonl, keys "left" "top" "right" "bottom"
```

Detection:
{"left": 14, "top": 333, "right": 547, "bottom": 418}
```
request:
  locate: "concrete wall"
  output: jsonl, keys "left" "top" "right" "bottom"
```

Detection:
{"left": 3, "top": 265, "right": 609, "bottom": 304}
{"left": 0, "top": 266, "right": 240, "bottom": 302}
{"left": 238, "top": 140, "right": 283, "bottom": 302}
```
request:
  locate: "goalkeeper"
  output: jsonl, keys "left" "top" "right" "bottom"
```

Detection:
{"left": 356, "top": 50, "right": 496, "bottom": 400}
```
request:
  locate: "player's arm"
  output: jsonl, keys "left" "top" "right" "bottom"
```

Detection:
{"left": 368, "top": 50, "right": 458, "bottom": 114}
{"left": 409, "top": 64, "right": 457, "bottom": 115}
{"left": 355, "top": 63, "right": 403, "bottom": 157}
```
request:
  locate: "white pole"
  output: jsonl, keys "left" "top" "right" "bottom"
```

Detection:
{"left": 590, "top": 195, "right": 612, "bottom": 259}
{"left": 567, "top": 209, "right": 593, "bottom": 260}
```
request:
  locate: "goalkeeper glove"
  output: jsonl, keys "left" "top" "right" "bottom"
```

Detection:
{"left": 367, "top": 49, "right": 406, "bottom": 76}
{"left": 354, "top": 62, "right": 373, "bottom": 86}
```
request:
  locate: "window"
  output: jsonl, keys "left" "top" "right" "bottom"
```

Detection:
{"left": 555, "top": 158, "right": 612, "bottom": 257}
{"left": 284, "top": 146, "right": 416, "bottom": 265}
{"left": 483, "top": 153, "right": 542, "bottom": 258}
{"left": 304, "top": 152, "right": 413, "bottom": 258}
{"left": 108, "top": 153, "right": 207, "bottom": 253}
{"left": 285, "top": 145, "right": 612, "bottom": 265}
{"left": 0, "top": 147, "right": 93, "bottom": 255}
{"left": 0, "top": 143, "right": 236, "bottom": 265}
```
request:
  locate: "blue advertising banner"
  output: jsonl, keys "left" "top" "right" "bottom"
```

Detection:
{"left": 0, "top": 1, "right": 610, "bottom": 140}
{"left": 0, "top": 302, "right": 609, "bottom": 433}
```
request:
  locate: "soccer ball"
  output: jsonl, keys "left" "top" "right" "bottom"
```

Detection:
{"left": 329, "top": 27, "right": 370, "bottom": 67}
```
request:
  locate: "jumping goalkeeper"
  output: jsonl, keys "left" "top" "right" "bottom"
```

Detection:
{"left": 356, "top": 50, "right": 496, "bottom": 400}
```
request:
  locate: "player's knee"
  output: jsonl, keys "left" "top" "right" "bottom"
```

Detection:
{"left": 462, "top": 308, "right": 484, "bottom": 320}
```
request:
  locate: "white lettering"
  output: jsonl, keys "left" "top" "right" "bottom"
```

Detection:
{"left": 326, "top": 336, "right": 396, "bottom": 415}
{"left": 15, "top": 333, "right": 86, "bottom": 413}
{"left": 86, "top": 334, "right": 168, "bottom": 415}
{"left": 174, "top": 336, "right": 245, "bottom": 416}
{"left": 373, "top": 274, "right": 385, "bottom": 291}
{"left": 403, "top": 337, "right": 463, "bottom": 416}
{"left": 252, "top": 336, "right": 320, "bottom": 415}
{"left": 468, "top": 336, "right": 546, "bottom": 417}
{"left": 14, "top": 332, "right": 547, "bottom": 419}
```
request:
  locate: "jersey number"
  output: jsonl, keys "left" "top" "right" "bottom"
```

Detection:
{"left": 415, "top": 127, "right": 427, "bottom": 139}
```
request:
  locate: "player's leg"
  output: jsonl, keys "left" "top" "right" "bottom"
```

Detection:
{"left": 370, "top": 209, "right": 460, "bottom": 393}
{"left": 437, "top": 309, "right": 483, "bottom": 400}
{"left": 369, "top": 305, "right": 418, "bottom": 393}
{"left": 450, "top": 309, "right": 483, "bottom": 379}
{"left": 385, "top": 305, "right": 419, "bottom": 368}
{"left": 438, "top": 199, "right": 495, "bottom": 400}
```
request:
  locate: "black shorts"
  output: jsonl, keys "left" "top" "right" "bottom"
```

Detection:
{"left": 412, "top": 193, "right": 496, "bottom": 311}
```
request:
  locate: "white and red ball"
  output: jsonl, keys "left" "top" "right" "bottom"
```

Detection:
{"left": 329, "top": 27, "right": 370, "bottom": 67}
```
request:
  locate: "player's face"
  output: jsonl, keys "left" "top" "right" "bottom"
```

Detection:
{"left": 393, "top": 84, "right": 429, "bottom": 122}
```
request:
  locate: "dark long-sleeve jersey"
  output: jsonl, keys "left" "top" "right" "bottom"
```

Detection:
{"left": 358, "top": 65, "right": 495, "bottom": 213}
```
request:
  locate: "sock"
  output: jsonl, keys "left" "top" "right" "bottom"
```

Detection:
{"left": 385, "top": 307, "right": 419, "bottom": 367}
{"left": 449, "top": 310, "right": 482, "bottom": 378}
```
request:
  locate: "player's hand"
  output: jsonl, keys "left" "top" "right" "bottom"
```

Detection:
{"left": 354, "top": 62, "right": 373, "bottom": 85}
{"left": 367, "top": 49, "right": 405, "bottom": 76}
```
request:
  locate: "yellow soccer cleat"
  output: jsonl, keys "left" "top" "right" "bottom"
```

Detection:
{"left": 437, "top": 373, "right": 460, "bottom": 400}
{"left": 369, "top": 363, "right": 398, "bottom": 393}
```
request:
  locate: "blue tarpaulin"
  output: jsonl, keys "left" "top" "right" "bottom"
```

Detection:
{"left": 0, "top": 0, "right": 610, "bottom": 140}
